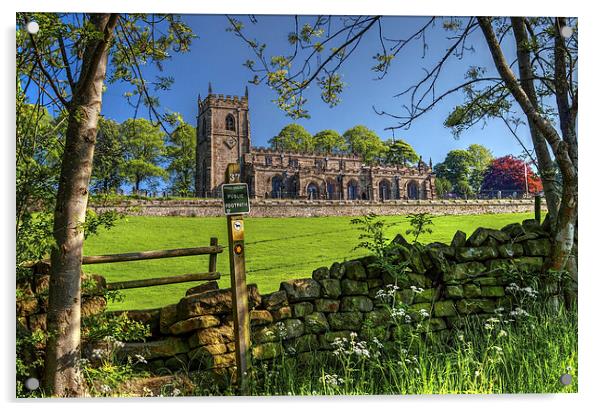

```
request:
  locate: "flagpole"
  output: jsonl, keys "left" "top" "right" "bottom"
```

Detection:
{"left": 524, "top": 163, "right": 529, "bottom": 195}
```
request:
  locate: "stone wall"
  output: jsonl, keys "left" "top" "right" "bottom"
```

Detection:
{"left": 70, "top": 218, "right": 555, "bottom": 378}
{"left": 17, "top": 266, "right": 108, "bottom": 336}
{"left": 91, "top": 198, "right": 545, "bottom": 218}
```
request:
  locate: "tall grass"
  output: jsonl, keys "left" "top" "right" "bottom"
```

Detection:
{"left": 191, "top": 303, "right": 577, "bottom": 395}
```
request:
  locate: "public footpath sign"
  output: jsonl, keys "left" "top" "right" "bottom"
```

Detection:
{"left": 223, "top": 164, "right": 250, "bottom": 394}
{"left": 222, "top": 183, "right": 250, "bottom": 215}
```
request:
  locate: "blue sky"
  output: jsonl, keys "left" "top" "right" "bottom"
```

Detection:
{"left": 100, "top": 14, "right": 533, "bottom": 168}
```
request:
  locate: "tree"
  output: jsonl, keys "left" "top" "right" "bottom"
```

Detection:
{"left": 343, "top": 125, "right": 386, "bottom": 164}
{"left": 229, "top": 15, "right": 577, "bottom": 285}
{"left": 313, "top": 129, "right": 346, "bottom": 154}
{"left": 91, "top": 117, "right": 124, "bottom": 193}
{"left": 477, "top": 17, "right": 577, "bottom": 280}
{"left": 434, "top": 149, "right": 473, "bottom": 196}
{"left": 466, "top": 144, "right": 494, "bottom": 193}
{"left": 384, "top": 138, "right": 419, "bottom": 167}
{"left": 435, "top": 177, "right": 452, "bottom": 198}
{"left": 120, "top": 118, "right": 167, "bottom": 193}
{"left": 165, "top": 119, "right": 196, "bottom": 196}
{"left": 482, "top": 155, "right": 543, "bottom": 194}
{"left": 17, "top": 12, "right": 194, "bottom": 396}
{"left": 434, "top": 145, "right": 492, "bottom": 196}
{"left": 269, "top": 123, "right": 314, "bottom": 152}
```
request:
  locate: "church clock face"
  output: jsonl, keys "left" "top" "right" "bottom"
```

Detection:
{"left": 224, "top": 136, "right": 237, "bottom": 149}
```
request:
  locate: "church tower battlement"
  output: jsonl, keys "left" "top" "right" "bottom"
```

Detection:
{"left": 195, "top": 84, "right": 251, "bottom": 197}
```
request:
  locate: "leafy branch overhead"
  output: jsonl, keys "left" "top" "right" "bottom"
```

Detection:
{"left": 17, "top": 13, "right": 196, "bottom": 131}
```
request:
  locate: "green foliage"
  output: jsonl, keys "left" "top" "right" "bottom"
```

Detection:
{"left": 435, "top": 177, "right": 452, "bottom": 197}
{"left": 16, "top": 328, "right": 47, "bottom": 397}
{"left": 165, "top": 118, "right": 196, "bottom": 196}
{"left": 269, "top": 123, "right": 314, "bottom": 152}
{"left": 82, "top": 209, "right": 124, "bottom": 240}
{"left": 434, "top": 144, "right": 493, "bottom": 196}
{"left": 202, "top": 302, "right": 577, "bottom": 395}
{"left": 405, "top": 212, "right": 435, "bottom": 243}
{"left": 82, "top": 312, "right": 150, "bottom": 343}
{"left": 351, "top": 213, "right": 408, "bottom": 285}
{"left": 384, "top": 138, "right": 419, "bottom": 167}
{"left": 120, "top": 118, "right": 168, "bottom": 192}
{"left": 343, "top": 125, "right": 386, "bottom": 164}
{"left": 467, "top": 144, "right": 494, "bottom": 192}
{"left": 227, "top": 16, "right": 380, "bottom": 119}
{"left": 313, "top": 129, "right": 346, "bottom": 154}
{"left": 92, "top": 117, "right": 125, "bottom": 193}
{"left": 15, "top": 99, "right": 63, "bottom": 279}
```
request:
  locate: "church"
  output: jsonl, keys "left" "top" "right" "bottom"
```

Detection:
{"left": 195, "top": 86, "right": 436, "bottom": 201}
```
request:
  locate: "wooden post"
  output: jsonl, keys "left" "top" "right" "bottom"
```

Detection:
{"left": 225, "top": 163, "right": 250, "bottom": 393}
{"left": 535, "top": 194, "right": 542, "bottom": 223}
{"left": 208, "top": 237, "right": 218, "bottom": 273}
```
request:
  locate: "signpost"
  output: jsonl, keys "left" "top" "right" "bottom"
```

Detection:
{"left": 222, "top": 163, "right": 250, "bottom": 394}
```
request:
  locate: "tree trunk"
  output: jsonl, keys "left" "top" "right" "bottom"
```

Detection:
{"left": 478, "top": 17, "right": 577, "bottom": 279}
{"left": 43, "top": 13, "right": 118, "bottom": 397}
{"left": 510, "top": 17, "right": 561, "bottom": 222}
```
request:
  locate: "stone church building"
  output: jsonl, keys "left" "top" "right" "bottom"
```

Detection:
{"left": 195, "top": 87, "right": 436, "bottom": 200}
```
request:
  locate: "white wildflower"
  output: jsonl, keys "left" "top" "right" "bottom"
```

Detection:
{"left": 276, "top": 322, "right": 288, "bottom": 338}
{"left": 509, "top": 307, "right": 530, "bottom": 317}
{"left": 391, "top": 307, "right": 406, "bottom": 319}
{"left": 497, "top": 330, "right": 508, "bottom": 338}
{"left": 376, "top": 284, "right": 399, "bottom": 300}
{"left": 372, "top": 337, "right": 384, "bottom": 349}
{"left": 419, "top": 309, "right": 430, "bottom": 319}
{"left": 321, "top": 374, "right": 344, "bottom": 387}
{"left": 410, "top": 285, "right": 424, "bottom": 294}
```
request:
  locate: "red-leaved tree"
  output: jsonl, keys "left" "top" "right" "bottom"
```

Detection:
{"left": 482, "top": 155, "right": 543, "bottom": 194}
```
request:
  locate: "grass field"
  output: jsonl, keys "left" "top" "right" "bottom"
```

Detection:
{"left": 82, "top": 212, "right": 536, "bottom": 311}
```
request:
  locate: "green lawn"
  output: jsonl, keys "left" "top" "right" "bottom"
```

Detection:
{"left": 83, "top": 212, "right": 536, "bottom": 311}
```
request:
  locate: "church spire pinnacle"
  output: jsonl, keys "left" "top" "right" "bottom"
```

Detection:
{"left": 208, "top": 82, "right": 213, "bottom": 95}
{"left": 245, "top": 85, "right": 249, "bottom": 99}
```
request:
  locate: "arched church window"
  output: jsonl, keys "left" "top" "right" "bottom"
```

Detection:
{"left": 226, "top": 114, "right": 236, "bottom": 131}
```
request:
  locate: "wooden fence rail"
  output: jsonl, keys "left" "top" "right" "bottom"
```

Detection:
{"left": 82, "top": 245, "right": 223, "bottom": 265}
{"left": 106, "top": 271, "right": 221, "bottom": 291}
{"left": 23, "top": 237, "right": 224, "bottom": 291}
{"left": 22, "top": 243, "right": 223, "bottom": 267}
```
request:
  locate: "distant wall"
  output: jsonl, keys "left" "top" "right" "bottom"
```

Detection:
{"left": 91, "top": 198, "right": 545, "bottom": 218}
{"left": 63, "top": 218, "right": 557, "bottom": 378}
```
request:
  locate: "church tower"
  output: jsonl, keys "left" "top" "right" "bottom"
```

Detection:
{"left": 195, "top": 85, "right": 251, "bottom": 197}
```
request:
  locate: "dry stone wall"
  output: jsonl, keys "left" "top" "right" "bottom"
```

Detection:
{"left": 91, "top": 198, "right": 545, "bottom": 218}
{"left": 17, "top": 266, "right": 108, "bottom": 336}
{"left": 67, "top": 218, "right": 556, "bottom": 378}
